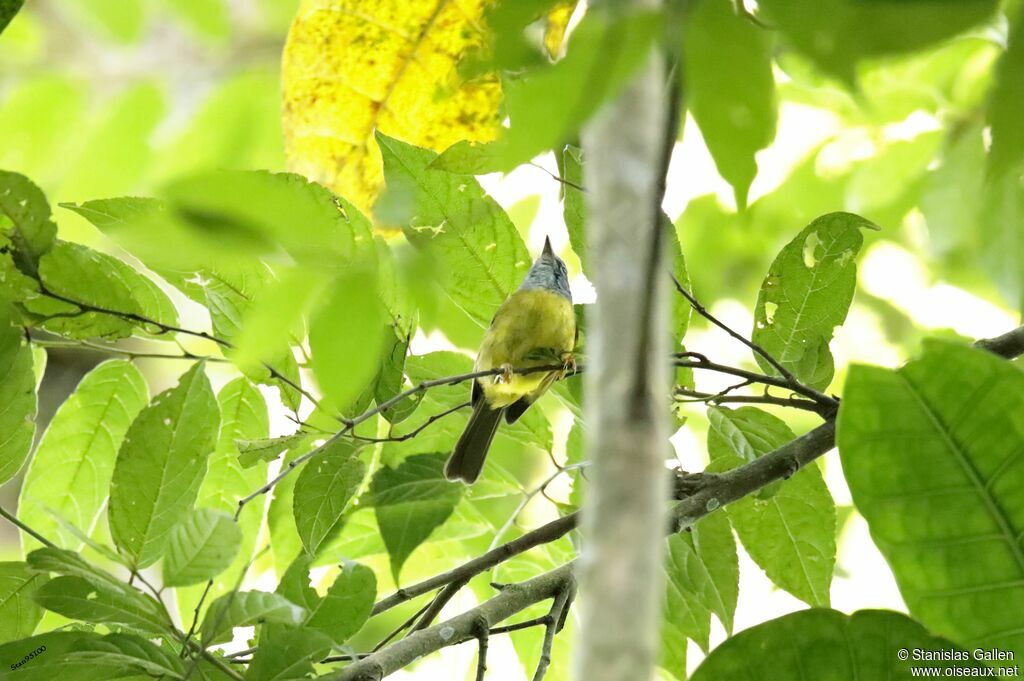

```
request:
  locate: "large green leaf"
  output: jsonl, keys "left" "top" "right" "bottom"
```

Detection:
{"left": 0, "top": 561, "right": 47, "bottom": 643}
{"left": 758, "top": 0, "right": 999, "bottom": 85}
{"left": 32, "top": 575, "right": 169, "bottom": 633}
{"left": 305, "top": 561, "right": 376, "bottom": 644}
{"left": 0, "top": 307, "right": 36, "bottom": 485}
{"left": 838, "top": 340, "right": 1024, "bottom": 658}
{"left": 28, "top": 241, "right": 178, "bottom": 339}
{"left": 200, "top": 590, "right": 307, "bottom": 644}
{"left": 690, "top": 609, "right": 987, "bottom": 680}
{"left": 561, "top": 145, "right": 587, "bottom": 275}
{"left": 365, "top": 452, "right": 464, "bottom": 582}
{"left": 108, "top": 362, "right": 220, "bottom": 568}
{"left": 751, "top": 212, "right": 874, "bottom": 390}
{"left": 292, "top": 439, "right": 365, "bottom": 557}
{"left": 685, "top": 0, "right": 776, "bottom": 209}
{"left": 0, "top": 171, "right": 56, "bottom": 275}
{"left": 708, "top": 406, "right": 835, "bottom": 606}
{"left": 432, "top": 8, "right": 661, "bottom": 173}
{"left": 162, "top": 508, "right": 242, "bottom": 587}
{"left": 309, "top": 269, "right": 385, "bottom": 412}
{"left": 18, "top": 360, "right": 148, "bottom": 552}
{"left": 660, "top": 512, "right": 738, "bottom": 678}
{"left": 377, "top": 133, "right": 531, "bottom": 327}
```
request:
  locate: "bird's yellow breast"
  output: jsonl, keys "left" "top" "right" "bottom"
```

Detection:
{"left": 475, "top": 288, "right": 576, "bottom": 408}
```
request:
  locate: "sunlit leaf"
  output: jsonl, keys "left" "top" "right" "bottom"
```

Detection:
{"left": 292, "top": 439, "right": 365, "bottom": 556}
{"left": 18, "top": 360, "right": 148, "bottom": 552}
{"left": 246, "top": 625, "right": 334, "bottom": 681}
{"left": 685, "top": 0, "right": 775, "bottom": 209}
{"left": 378, "top": 133, "right": 531, "bottom": 326}
{"left": 305, "top": 561, "right": 376, "bottom": 643}
{"left": 708, "top": 406, "right": 835, "bottom": 607}
{"left": 281, "top": 0, "right": 501, "bottom": 215}
{"left": 838, "top": 340, "right": 1024, "bottom": 659}
{"left": 238, "top": 433, "right": 311, "bottom": 469}
{"left": 108, "top": 363, "right": 220, "bottom": 568}
{"left": 365, "top": 452, "right": 463, "bottom": 582}
{"left": 751, "top": 211, "right": 875, "bottom": 390}
{"left": 0, "top": 170, "right": 56, "bottom": 274}
{"left": 690, "top": 609, "right": 986, "bottom": 679}
{"left": 32, "top": 575, "right": 169, "bottom": 633}
{"left": 0, "top": 561, "right": 47, "bottom": 643}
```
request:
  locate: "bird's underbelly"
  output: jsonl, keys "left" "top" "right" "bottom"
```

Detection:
{"left": 475, "top": 289, "right": 575, "bottom": 408}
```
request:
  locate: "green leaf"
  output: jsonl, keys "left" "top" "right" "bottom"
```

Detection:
{"left": 838, "top": 340, "right": 1024, "bottom": 657}
{"left": 28, "top": 241, "right": 179, "bottom": 340}
{"left": 0, "top": 561, "right": 47, "bottom": 643}
{"left": 432, "top": 8, "right": 662, "bottom": 173}
{"left": 920, "top": 123, "right": 985, "bottom": 257}
{"left": 292, "top": 440, "right": 366, "bottom": 557}
{"left": 0, "top": 170, "right": 56, "bottom": 275}
{"left": 246, "top": 626, "right": 334, "bottom": 681}
{"left": 267, "top": 446, "right": 310, "bottom": 576}
{"left": 987, "top": 12, "right": 1024, "bottom": 180}
{"left": 26, "top": 547, "right": 133, "bottom": 594}
{"left": 758, "top": 0, "right": 999, "bottom": 85}
{"left": 751, "top": 211, "right": 875, "bottom": 390}
{"left": 200, "top": 590, "right": 307, "bottom": 644}
{"left": 18, "top": 360, "right": 148, "bottom": 552}
{"left": 979, "top": 161, "right": 1024, "bottom": 311}
{"left": 377, "top": 133, "right": 532, "bottom": 327}
{"left": 162, "top": 169, "right": 376, "bottom": 266}
{"left": 690, "top": 609, "right": 988, "bottom": 679}
{"left": 661, "top": 512, "right": 738, "bottom": 669}
{"left": 685, "top": 0, "right": 776, "bottom": 209}
{"left": 237, "top": 433, "right": 310, "bottom": 468}
{"left": 0, "top": 0, "right": 24, "bottom": 35}
{"left": 0, "top": 631, "right": 186, "bottom": 680}
{"left": 32, "top": 575, "right": 169, "bottom": 633}
{"left": 561, "top": 145, "right": 587, "bottom": 275}
{"left": 0, "top": 307, "right": 36, "bottom": 485}
{"left": 708, "top": 406, "right": 836, "bottom": 606}
{"left": 309, "top": 269, "right": 386, "bottom": 411}
{"left": 305, "top": 562, "right": 376, "bottom": 643}
{"left": 275, "top": 554, "right": 319, "bottom": 612}
{"left": 162, "top": 508, "right": 241, "bottom": 587}
{"left": 374, "top": 328, "right": 417, "bottom": 425}
{"left": 365, "top": 452, "right": 464, "bottom": 582}
{"left": 108, "top": 362, "right": 220, "bottom": 568}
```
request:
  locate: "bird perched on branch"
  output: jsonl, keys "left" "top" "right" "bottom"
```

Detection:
{"left": 445, "top": 236, "right": 576, "bottom": 484}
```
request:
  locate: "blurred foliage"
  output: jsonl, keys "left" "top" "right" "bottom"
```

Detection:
{"left": 0, "top": 0, "right": 1023, "bottom": 679}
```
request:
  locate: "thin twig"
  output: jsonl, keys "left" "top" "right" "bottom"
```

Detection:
{"left": 669, "top": 275, "right": 834, "bottom": 406}
{"left": 0, "top": 506, "right": 56, "bottom": 548}
{"left": 372, "top": 598, "right": 437, "bottom": 652}
{"left": 529, "top": 162, "right": 587, "bottom": 193}
{"left": 351, "top": 401, "right": 472, "bottom": 443}
{"left": 408, "top": 578, "right": 470, "bottom": 634}
{"left": 673, "top": 353, "right": 838, "bottom": 409}
{"left": 673, "top": 387, "right": 831, "bottom": 415}
{"left": 473, "top": 616, "right": 489, "bottom": 681}
{"left": 532, "top": 581, "right": 574, "bottom": 681}
{"left": 30, "top": 336, "right": 230, "bottom": 363}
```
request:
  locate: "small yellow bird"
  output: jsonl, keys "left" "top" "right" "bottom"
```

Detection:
{"left": 445, "top": 237, "right": 576, "bottom": 484}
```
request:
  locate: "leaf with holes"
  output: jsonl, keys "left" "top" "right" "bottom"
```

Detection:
{"left": 751, "top": 212, "right": 875, "bottom": 390}
{"left": 18, "top": 360, "right": 148, "bottom": 552}
{"left": 108, "top": 363, "right": 219, "bottom": 568}
{"left": 839, "top": 340, "right": 1024, "bottom": 659}
{"left": 708, "top": 406, "right": 836, "bottom": 606}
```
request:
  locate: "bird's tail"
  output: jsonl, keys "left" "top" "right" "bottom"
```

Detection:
{"left": 445, "top": 401, "right": 503, "bottom": 484}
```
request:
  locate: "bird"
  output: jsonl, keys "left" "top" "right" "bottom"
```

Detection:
{"left": 445, "top": 236, "right": 576, "bottom": 484}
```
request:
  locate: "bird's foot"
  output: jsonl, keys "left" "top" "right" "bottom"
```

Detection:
{"left": 560, "top": 352, "right": 577, "bottom": 379}
{"left": 495, "top": 363, "right": 515, "bottom": 384}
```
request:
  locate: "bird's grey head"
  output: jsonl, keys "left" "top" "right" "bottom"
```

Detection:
{"left": 518, "top": 237, "right": 572, "bottom": 302}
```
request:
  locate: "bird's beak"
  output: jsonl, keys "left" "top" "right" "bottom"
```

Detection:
{"left": 542, "top": 236, "right": 555, "bottom": 259}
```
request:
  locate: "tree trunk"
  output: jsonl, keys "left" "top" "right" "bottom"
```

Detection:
{"left": 574, "top": 3, "right": 671, "bottom": 680}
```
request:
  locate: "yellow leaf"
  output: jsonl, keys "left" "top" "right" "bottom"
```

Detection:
{"left": 282, "top": 0, "right": 502, "bottom": 218}
{"left": 544, "top": 1, "right": 578, "bottom": 59}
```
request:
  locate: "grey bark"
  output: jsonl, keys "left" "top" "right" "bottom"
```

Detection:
{"left": 575, "top": 5, "right": 670, "bottom": 680}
